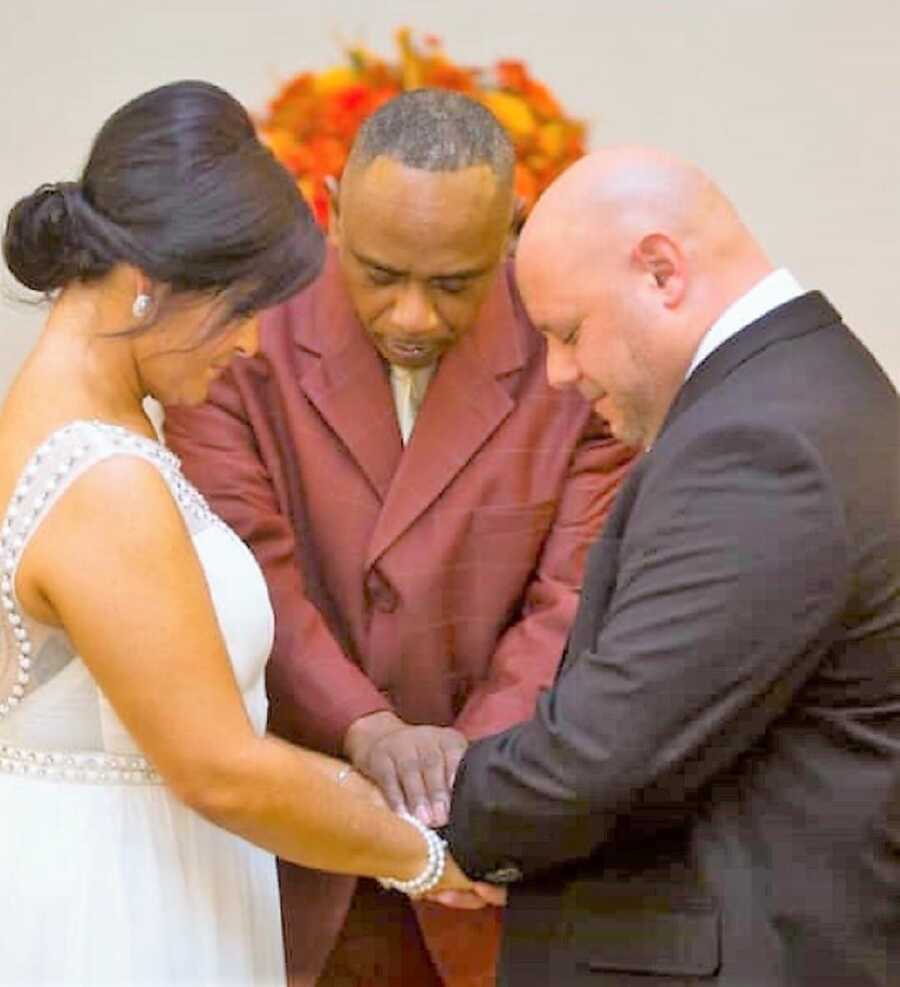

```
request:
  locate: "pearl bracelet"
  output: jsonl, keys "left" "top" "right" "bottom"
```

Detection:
{"left": 377, "top": 811, "right": 448, "bottom": 897}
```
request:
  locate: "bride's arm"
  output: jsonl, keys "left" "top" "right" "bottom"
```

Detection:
{"left": 19, "top": 455, "right": 474, "bottom": 893}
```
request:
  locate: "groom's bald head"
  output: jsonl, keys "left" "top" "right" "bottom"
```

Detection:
{"left": 517, "top": 146, "right": 772, "bottom": 447}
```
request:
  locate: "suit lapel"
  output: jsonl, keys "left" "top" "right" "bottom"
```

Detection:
{"left": 659, "top": 291, "right": 841, "bottom": 441}
{"left": 366, "top": 269, "right": 526, "bottom": 566}
{"left": 558, "top": 457, "right": 649, "bottom": 677}
{"left": 295, "top": 251, "right": 403, "bottom": 501}
{"left": 558, "top": 291, "right": 841, "bottom": 678}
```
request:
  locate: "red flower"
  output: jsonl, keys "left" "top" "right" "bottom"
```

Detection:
{"left": 258, "top": 31, "right": 587, "bottom": 229}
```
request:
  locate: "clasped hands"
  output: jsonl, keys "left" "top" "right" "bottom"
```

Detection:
{"left": 344, "top": 710, "right": 506, "bottom": 910}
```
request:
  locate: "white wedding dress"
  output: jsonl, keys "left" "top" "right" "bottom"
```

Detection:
{"left": 0, "top": 420, "right": 286, "bottom": 986}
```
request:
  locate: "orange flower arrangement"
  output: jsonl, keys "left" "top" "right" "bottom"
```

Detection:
{"left": 258, "top": 28, "right": 587, "bottom": 227}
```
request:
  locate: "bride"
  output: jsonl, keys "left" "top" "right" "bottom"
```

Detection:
{"left": 0, "top": 79, "right": 497, "bottom": 985}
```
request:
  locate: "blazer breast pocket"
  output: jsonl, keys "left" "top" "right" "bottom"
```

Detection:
{"left": 463, "top": 501, "right": 559, "bottom": 618}
{"left": 562, "top": 877, "right": 721, "bottom": 979}
{"left": 468, "top": 500, "right": 557, "bottom": 538}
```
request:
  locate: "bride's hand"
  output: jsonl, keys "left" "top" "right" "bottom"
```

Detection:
{"left": 420, "top": 854, "right": 508, "bottom": 909}
{"left": 424, "top": 886, "right": 508, "bottom": 909}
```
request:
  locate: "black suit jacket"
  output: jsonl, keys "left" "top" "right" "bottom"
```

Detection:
{"left": 447, "top": 293, "right": 900, "bottom": 985}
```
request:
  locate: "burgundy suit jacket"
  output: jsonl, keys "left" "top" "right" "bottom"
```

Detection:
{"left": 164, "top": 248, "right": 634, "bottom": 979}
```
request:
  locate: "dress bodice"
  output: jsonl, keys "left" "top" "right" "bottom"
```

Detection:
{"left": 0, "top": 419, "right": 274, "bottom": 778}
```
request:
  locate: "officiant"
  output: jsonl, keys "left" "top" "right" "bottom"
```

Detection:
{"left": 165, "top": 88, "right": 635, "bottom": 986}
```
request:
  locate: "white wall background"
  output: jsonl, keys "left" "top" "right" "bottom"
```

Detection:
{"left": 2, "top": 0, "right": 898, "bottom": 394}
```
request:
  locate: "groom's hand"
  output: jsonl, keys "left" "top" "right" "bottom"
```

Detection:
{"left": 344, "top": 711, "right": 467, "bottom": 827}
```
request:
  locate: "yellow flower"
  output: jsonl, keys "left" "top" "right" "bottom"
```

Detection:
{"left": 258, "top": 30, "right": 587, "bottom": 229}
{"left": 536, "top": 122, "right": 565, "bottom": 159}
{"left": 480, "top": 91, "right": 536, "bottom": 141}
{"left": 395, "top": 27, "right": 423, "bottom": 90}
{"left": 314, "top": 67, "right": 360, "bottom": 95}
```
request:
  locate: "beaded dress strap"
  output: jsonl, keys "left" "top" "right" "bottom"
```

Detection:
{"left": 0, "top": 419, "right": 220, "bottom": 721}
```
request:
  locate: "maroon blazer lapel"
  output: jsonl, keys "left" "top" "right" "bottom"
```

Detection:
{"left": 294, "top": 252, "right": 403, "bottom": 501}
{"left": 366, "top": 269, "right": 527, "bottom": 566}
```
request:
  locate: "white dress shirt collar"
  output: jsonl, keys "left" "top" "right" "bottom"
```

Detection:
{"left": 685, "top": 268, "right": 804, "bottom": 380}
{"left": 390, "top": 362, "right": 437, "bottom": 445}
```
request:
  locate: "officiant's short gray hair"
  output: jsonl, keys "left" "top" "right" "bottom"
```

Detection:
{"left": 345, "top": 89, "right": 515, "bottom": 190}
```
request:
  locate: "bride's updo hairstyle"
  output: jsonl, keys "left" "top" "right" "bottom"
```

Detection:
{"left": 3, "top": 80, "right": 323, "bottom": 341}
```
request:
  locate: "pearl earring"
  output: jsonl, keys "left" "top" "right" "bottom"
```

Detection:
{"left": 132, "top": 293, "right": 152, "bottom": 319}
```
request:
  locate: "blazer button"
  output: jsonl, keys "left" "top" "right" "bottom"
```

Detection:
{"left": 365, "top": 571, "right": 398, "bottom": 613}
{"left": 374, "top": 586, "right": 398, "bottom": 613}
{"left": 483, "top": 864, "right": 523, "bottom": 884}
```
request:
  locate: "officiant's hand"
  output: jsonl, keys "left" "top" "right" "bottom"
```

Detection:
{"left": 344, "top": 711, "right": 467, "bottom": 827}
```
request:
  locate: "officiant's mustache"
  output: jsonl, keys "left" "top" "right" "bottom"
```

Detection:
{"left": 378, "top": 330, "right": 456, "bottom": 349}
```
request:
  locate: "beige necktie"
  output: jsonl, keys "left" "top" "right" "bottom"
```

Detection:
{"left": 390, "top": 364, "right": 435, "bottom": 445}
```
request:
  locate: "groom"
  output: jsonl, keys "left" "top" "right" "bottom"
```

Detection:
{"left": 443, "top": 147, "right": 900, "bottom": 985}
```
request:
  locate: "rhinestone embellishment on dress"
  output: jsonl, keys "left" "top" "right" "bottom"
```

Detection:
{"left": 0, "top": 744, "right": 161, "bottom": 784}
{"left": 0, "top": 419, "right": 224, "bottom": 783}
{"left": 0, "top": 428, "right": 89, "bottom": 719}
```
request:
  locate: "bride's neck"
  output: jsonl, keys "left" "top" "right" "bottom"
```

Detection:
{"left": 31, "top": 280, "right": 147, "bottom": 426}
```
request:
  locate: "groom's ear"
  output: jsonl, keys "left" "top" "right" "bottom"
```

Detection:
{"left": 632, "top": 233, "right": 686, "bottom": 307}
